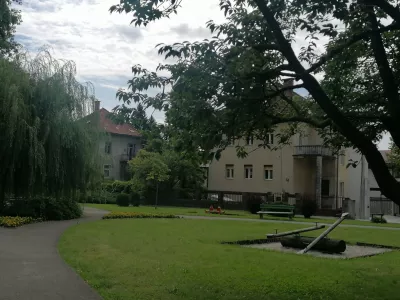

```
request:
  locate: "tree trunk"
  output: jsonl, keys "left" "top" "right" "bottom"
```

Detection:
{"left": 281, "top": 236, "right": 346, "bottom": 253}
{"left": 254, "top": 0, "right": 400, "bottom": 205}
{"left": 155, "top": 182, "right": 158, "bottom": 209}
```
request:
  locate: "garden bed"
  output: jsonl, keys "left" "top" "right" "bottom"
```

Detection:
{"left": 0, "top": 216, "right": 42, "bottom": 228}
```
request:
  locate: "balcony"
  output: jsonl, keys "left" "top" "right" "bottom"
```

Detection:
{"left": 293, "top": 145, "right": 334, "bottom": 157}
{"left": 120, "top": 151, "right": 136, "bottom": 161}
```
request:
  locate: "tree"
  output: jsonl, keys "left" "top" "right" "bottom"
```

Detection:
{"left": 0, "top": 50, "right": 102, "bottom": 208}
{"left": 129, "top": 149, "right": 170, "bottom": 208}
{"left": 112, "top": 100, "right": 207, "bottom": 194}
{"left": 110, "top": 0, "right": 400, "bottom": 204}
{"left": 387, "top": 141, "right": 400, "bottom": 177}
{"left": 0, "top": 0, "right": 22, "bottom": 57}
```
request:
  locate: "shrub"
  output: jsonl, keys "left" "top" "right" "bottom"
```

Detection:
{"left": 0, "top": 216, "right": 42, "bottom": 228}
{"left": 84, "top": 192, "right": 117, "bottom": 204}
{"left": 245, "top": 195, "right": 263, "bottom": 214}
{"left": 1, "top": 197, "right": 82, "bottom": 220}
{"left": 102, "top": 212, "right": 179, "bottom": 219}
{"left": 116, "top": 193, "right": 130, "bottom": 207}
{"left": 101, "top": 180, "right": 131, "bottom": 193}
{"left": 371, "top": 216, "right": 387, "bottom": 223}
{"left": 130, "top": 192, "right": 141, "bottom": 207}
{"left": 301, "top": 200, "right": 318, "bottom": 218}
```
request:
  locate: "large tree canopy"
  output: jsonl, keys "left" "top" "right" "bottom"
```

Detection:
{"left": 0, "top": 51, "right": 102, "bottom": 206}
{"left": 0, "top": 0, "right": 21, "bottom": 57}
{"left": 110, "top": 0, "right": 400, "bottom": 204}
{"left": 113, "top": 104, "right": 206, "bottom": 199}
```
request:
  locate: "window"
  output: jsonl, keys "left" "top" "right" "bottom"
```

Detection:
{"left": 264, "top": 165, "right": 273, "bottom": 180}
{"left": 246, "top": 136, "right": 254, "bottom": 146}
{"left": 103, "top": 164, "right": 111, "bottom": 178}
{"left": 265, "top": 133, "right": 274, "bottom": 145}
{"left": 244, "top": 165, "right": 253, "bottom": 179}
{"left": 225, "top": 165, "right": 234, "bottom": 179}
{"left": 105, "top": 141, "right": 112, "bottom": 154}
{"left": 127, "top": 143, "right": 135, "bottom": 159}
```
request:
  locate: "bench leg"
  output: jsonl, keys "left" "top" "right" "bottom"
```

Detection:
{"left": 259, "top": 214, "right": 263, "bottom": 219}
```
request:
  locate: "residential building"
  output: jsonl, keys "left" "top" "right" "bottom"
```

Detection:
{"left": 346, "top": 148, "right": 400, "bottom": 218}
{"left": 91, "top": 101, "right": 142, "bottom": 180}
{"left": 205, "top": 125, "right": 348, "bottom": 210}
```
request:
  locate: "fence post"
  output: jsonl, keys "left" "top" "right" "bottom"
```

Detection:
{"left": 242, "top": 192, "right": 249, "bottom": 212}
{"left": 218, "top": 191, "right": 224, "bottom": 208}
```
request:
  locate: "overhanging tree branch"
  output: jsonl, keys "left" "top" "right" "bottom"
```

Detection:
{"left": 251, "top": 44, "right": 281, "bottom": 52}
{"left": 305, "top": 22, "right": 400, "bottom": 75}
{"left": 364, "top": 0, "right": 400, "bottom": 23}
{"left": 253, "top": 0, "right": 400, "bottom": 203}
{"left": 266, "top": 83, "right": 304, "bottom": 99}
{"left": 366, "top": 9, "right": 400, "bottom": 147}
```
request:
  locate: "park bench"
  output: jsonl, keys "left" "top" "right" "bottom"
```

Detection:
{"left": 257, "top": 203, "right": 295, "bottom": 219}
{"left": 371, "top": 213, "right": 384, "bottom": 220}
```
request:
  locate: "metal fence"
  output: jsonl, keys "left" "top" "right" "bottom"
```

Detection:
{"left": 150, "top": 190, "right": 342, "bottom": 216}
{"left": 370, "top": 198, "right": 400, "bottom": 215}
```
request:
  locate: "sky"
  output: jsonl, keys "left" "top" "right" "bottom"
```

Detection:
{"left": 14, "top": 0, "right": 390, "bottom": 150}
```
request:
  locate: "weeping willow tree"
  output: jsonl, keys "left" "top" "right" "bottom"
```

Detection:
{"left": 0, "top": 50, "right": 102, "bottom": 206}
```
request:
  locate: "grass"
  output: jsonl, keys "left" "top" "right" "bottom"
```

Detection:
{"left": 84, "top": 203, "right": 400, "bottom": 228}
{"left": 59, "top": 218, "right": 400, "bottom": 300}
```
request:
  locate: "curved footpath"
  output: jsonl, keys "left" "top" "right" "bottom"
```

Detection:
{"left": 179, "top": 215, "right": 400, "bottom": 231}
{"left": 0, "top": 207, "right": 107, "bottom": 300}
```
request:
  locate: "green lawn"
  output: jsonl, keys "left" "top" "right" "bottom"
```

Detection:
{"left": 84, "top": 203, "right": 400, "bottom": 228}
{"left": 59, "top": 218, "right": 400, "bottom": 300}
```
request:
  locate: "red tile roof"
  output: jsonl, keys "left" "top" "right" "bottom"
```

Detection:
{"left": 98, "top": 108, "right": 141, "bottom": 137}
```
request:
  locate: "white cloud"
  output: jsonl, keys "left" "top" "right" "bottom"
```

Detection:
{"left": 15, "top": 0, "right": 225, "bottom": 115}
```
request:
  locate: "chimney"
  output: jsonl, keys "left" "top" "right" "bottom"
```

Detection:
{"left": 94, "top": 100, "right": 100, "bottom": 111}
{"left": 283, "top": 78, "right": 294, "bottom": 98}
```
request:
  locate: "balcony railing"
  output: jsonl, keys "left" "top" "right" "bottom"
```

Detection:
{"left": 293, "top": 145, "right": 334, "bottom": 157}
{"left": 120, "top": 151, "right": 136, "bottom": 161}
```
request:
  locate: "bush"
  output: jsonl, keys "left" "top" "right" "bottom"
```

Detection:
{"left": 0, "top": 216, "right": 42, "bottom": 228}
{"left": 130, "top": 193, "right": 141, "bottom": 207}
{"left": 101, "top": 180, "right": 131, "bottom": 193}
{"left": 246, "top": 195, "right": 263, "bottom": 214}
{"left": 84, "top": 192, "right": 117, "bottom": 204}
{"left": 371, "top": 216, "right": 387, "bottom": 223}
{"left": 102, "top": 212, "right": 179, "bottom": 219}
{"left": 1, "top": 197, "right": 82, "bottom": 220}
{"left": 301, "top": 200, "right": 318, "bottom": 218}
{"left": 116, "top": 193, "right": 130, "bottom": 207}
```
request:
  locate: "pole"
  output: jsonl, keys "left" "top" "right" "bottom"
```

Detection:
{"left": 336, "top": 153, "right": 339, "bottom": 209}
{"left": 298, "top": 212, "right": 349, "bottom": 254}
{"left": 360, "top": 155, "right": 365, "bottom": 218}
{"left": 267, "top": 225, "right": 325, "bottom": 238}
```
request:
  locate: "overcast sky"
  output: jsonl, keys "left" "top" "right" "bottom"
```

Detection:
{"left": 14, "top": 0, "right": 390, "bottom": 150}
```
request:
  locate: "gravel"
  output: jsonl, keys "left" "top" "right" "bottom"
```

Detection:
{"left": 244, "top": 242, "right": 392, "bottom": 259}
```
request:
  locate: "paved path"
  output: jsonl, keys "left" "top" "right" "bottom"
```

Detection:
{"left": 0, "top": 207, "right": 107, "bottom": 300}
{"left": 179, "top": 215, "right": 400, "bottom": 231}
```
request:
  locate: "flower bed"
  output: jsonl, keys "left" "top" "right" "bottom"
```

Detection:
{"left": 0, "top": 216, "right": 42, "bottom": 228}
{"left": 102, "top": 212, "right": 179, "bottom": 220}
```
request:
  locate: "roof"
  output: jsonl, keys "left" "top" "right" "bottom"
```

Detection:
{"left": 98, "top": 108, "right": 141, "bottom": 137}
